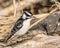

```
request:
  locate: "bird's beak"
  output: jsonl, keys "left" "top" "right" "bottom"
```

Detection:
{"left": 32, "top": 15, "right": 36, "bottom": 19}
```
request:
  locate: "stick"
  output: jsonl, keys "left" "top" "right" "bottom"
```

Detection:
{"left": 13, "top": 0, "right": 17, "bottom": 16}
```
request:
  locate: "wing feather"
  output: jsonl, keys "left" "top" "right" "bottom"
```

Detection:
{"left": 7, "top": 18, "right": 23, "bottom": 40}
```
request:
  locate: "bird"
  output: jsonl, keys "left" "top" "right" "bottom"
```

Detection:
{"left": 7, "top": 11, "right": 33, "bottom": 41}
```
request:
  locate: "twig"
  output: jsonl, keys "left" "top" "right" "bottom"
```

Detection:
{"left": 49, "top": 7, "right": 58, "bottom": 14}
{"left": 54, "top": 0, "right": 60, "bottom": 9}
{"left": 13, "top": 0, "right": 17, "bottom": 16}
{"left": 29, "top": 13, "right": 49, "bottom": 30}
{"left": 33, "top": 13, "right": 49, "bottom": 18}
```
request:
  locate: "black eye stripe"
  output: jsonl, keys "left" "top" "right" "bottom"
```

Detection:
{"left": 24, "top": 11, "right": 32, "bottom": 16}
{"left": 25, "top": 12, "right": 30, "bottom": 16}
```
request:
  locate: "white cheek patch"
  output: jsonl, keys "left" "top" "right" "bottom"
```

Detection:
{"left": 25, "top": 11, "right": 32, "bottom": 16}
{"left": 22, "top": 14, "right": 26, "bottom": 19}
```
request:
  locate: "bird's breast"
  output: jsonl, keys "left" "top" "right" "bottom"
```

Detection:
{"left": 14, "top": 19, "right": 31, "bottom": 36}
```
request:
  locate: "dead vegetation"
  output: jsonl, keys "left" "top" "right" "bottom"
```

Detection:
{"left": 0, "top": 0, "right": 60, "bottom": 48}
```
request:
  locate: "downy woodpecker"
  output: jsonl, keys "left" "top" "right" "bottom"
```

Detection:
{"left": 7, "top": 11, "right": 33, "bottom": 40}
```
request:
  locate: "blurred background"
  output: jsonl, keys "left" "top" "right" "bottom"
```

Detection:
{"left": 0, "top": 0, "right": 60, "bottom": 15}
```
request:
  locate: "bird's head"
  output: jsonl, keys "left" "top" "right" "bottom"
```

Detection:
{"left": 21, "top": 11, "right": 33, "bottom": 20}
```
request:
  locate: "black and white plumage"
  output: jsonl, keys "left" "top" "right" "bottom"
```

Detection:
{"left": 7, "top": 11, "right": 33, "bottom": 40}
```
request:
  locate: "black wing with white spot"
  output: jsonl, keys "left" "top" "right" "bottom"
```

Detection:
{"left": 7, "top": 18, "right": 23, "bottom": 40}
